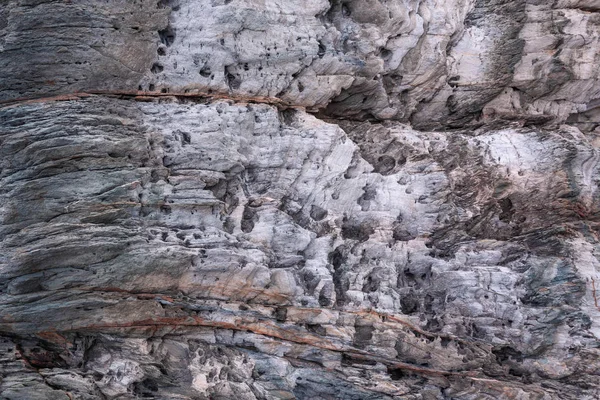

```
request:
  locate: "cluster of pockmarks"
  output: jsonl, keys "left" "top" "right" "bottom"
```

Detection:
{"left": 321, "top": 0, "right": 600, "bottom": 131}
{"left": 22, "top": 0, "right": 594, "bottom": 131}
{"left": 3, "top": 0, "right": 599, "bottom": 131}
{"left": 138, "top": 0, "right": 480, "bottom": 122}
{"left": 321, "top": 0, "right": 474, "bottom": 122}
{"left": 423, "top": 127, "right": 600, "bottom": 393}
{"left": 0, "top": 0, "right": 169, "bottom": 101}
{"left": 3, "top": 96, "right": 600, "bottom": 397}
{"left": 0, "top": 304, "right": 545, "bottom": 400}
{"left": 335, "top": 120, "right": 600, "bottom": 396}
{"left": 137, "top": 101, "right": 346, "bottom": 307}
{"left": 145, "top": 0, "right": 349, "bottom": 103}
{"left": 0, "top": 333, "right": 261, "bottom": 400}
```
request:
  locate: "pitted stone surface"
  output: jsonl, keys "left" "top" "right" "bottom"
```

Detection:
{"left": 2, "top": 97, "right": 600, "bottom": 398}
{"left": 3, "top": 0, "right": 600, "bottom": 130}
{"left": 2, "top": 1, "right": 600, "bottom": 399}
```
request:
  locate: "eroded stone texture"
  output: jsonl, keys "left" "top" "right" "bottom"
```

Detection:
{"left": 3, "top": 0, "right": 600, "bottom": 130}
{"left": 0, "top": 0, "right": 169, "bottom": 100}
{"left": 1, "top": 96, "right": 600, "bottom": 398}
{"left": 131, "top": 0, "right": 600, "bottom": 129}
{"left": 1, "top": 0, "right": 600, "bottom": 399}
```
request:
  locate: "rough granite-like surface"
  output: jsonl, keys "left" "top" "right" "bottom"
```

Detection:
{"left": 1, "top": 0, "right": 600, "bottom": 399}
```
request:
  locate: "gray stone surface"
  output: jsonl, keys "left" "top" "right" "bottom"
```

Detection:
{"left": 1, "top": 0, "right": 600, "bottom": 399}
{"left": 3, "top": 0, "right": 600, "bottom": 130}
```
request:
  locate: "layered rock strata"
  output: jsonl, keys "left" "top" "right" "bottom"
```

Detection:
{"left": 1, "top": 0, "right": 600, "bottom": 399}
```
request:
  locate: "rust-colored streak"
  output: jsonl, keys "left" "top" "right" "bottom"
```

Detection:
{"left": 0, "top": 93, "right": 93, "bottom": 108}
{"left": 57, "top": 315, "right": 466, "bottom": 377}
{"left": 89, "top": 89, "right": 290, "bottom": 106}
{"left": 0, "top": 90, "right": 304, "bottom": 110}
{"left": 26, "top": 286, "right": 480, "bottom": 352}
{"left": 35, "top": 331, "right": 71, "bottom": 348}
{"left": 591, "top": 278, "right": 600, "bottom": 311}
{"left": 282, "top": 306, "right": 483, "bottom": 350}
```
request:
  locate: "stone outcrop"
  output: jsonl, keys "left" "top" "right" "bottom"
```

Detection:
{"left": 1, "top": 0, "right": 600, "bottom": 399}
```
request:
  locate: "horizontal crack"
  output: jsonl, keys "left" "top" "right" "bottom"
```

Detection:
{"left": 44, "top": 312, "right": 545, "bottom": 394}
{"left": 55, "top": 314, "right": 477, "bottom": 378}
{"left": 17, "top": 287, "right": 486, "bottom": 351}
{"left": 0, "top": 90, "right": 306, "bottom": 110}
{"left": 11, "top": 292, "right": 497, "bottom": 380}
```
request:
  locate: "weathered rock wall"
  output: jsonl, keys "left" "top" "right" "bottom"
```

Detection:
{"left": 1, "top": 1, "right": 600, "bottom": 399}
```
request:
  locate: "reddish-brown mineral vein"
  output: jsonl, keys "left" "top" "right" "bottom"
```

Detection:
{"left": 0, "top": 90, "right": 299, "bottom": 109}
{"left": 55, "top": 314, "right": 473, "bottom": 377}
{"left": 591, "top": 278, "right": 600, "bottom": 311}
{"left": 42, "top": 313, "right": 547, "bottom": 394}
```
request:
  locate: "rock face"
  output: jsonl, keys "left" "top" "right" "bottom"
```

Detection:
{"left": 1, "top": 1, "right": 600, "bottom": 399}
